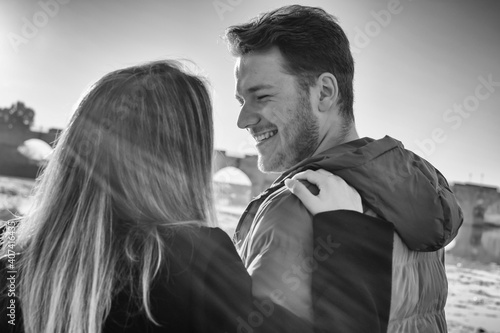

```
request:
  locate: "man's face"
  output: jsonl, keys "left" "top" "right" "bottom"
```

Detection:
{"left": 235, "top": 47, "right": 319, "bottom": 173}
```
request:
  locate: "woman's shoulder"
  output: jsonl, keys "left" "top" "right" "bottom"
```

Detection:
{"left": 179, "top": 226, "right": 235, "bottom": 254}
{"left": 166, "top": 226, "right": 236, "bottom": 264}
{"left": 197, "top": 226, "right": 233, "bottom": 241}
{"left": 175, "top": 225, "right": 232, "bottom": 241}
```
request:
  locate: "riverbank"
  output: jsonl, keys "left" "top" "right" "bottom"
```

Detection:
{"left": 446, "top": 253, "right": 500, "bottom": 332}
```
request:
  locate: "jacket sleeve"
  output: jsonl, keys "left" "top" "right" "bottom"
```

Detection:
{"left": 311, "top": 210, "right": 394, "bottom": 333}
{"left": 242, "top": 191, "right": 314, "bottom": 322}
{"left": 202, "top": 228, "right": 312, "bottom": 333}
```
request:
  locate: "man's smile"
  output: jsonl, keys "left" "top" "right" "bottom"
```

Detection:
{"left": 252, "top": 129, "right": 278, "bottom": 143}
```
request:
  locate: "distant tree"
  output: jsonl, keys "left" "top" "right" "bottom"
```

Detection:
{"left": 0, "top": 101, "right": 35, "bottom": 129}
{"left": 0, "top": 108, "right": 8, "bottom": 124}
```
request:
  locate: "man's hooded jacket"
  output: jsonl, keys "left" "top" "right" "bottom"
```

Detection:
{"left": 234, "top": 136, "right": 463, "bottom": 333}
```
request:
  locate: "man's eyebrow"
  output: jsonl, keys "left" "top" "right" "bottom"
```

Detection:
{"left": 247, "top": 84, "right": 274, "bottom": 93}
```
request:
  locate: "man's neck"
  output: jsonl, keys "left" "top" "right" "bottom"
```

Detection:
{"left": 312, "top": 125, "right": 359, "bottom": 157}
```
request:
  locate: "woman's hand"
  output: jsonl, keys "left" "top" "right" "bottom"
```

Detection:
{"left": 284, "top": 169, "right": 363, "bottom": 215}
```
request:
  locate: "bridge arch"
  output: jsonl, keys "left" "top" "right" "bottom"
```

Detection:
{"left": 213, "top": 166, "right": 252, "bottom": 208}
{"left": 213, "top": 150, "right": 276, "bottom": 197}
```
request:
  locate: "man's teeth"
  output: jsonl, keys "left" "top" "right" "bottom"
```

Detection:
{"left": 255, "top": 131, "right": 277, "bottom": 142}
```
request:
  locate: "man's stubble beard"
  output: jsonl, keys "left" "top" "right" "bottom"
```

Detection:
{"left": 258, "top": 90, "right": 319, "bottom": 174}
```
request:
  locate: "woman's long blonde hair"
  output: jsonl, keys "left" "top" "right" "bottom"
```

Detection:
{"left": 2, "top": 60, "right": 215, "bottom": 333}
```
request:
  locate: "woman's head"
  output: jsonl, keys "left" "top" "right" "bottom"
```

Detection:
{"left": 7, "top": 60, "right": 215, "bottom": 333}
{"left": 61, "top": 60, "right": 215, "bottom": 228}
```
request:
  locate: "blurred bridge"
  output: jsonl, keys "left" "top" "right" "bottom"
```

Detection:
{"left": 452, "top": 183, "right": 500, "bottom": 226}
{"left": 449, "top": 183, "right": 500, "bottom": 263}
{"left": 213, "top": 150, "right": 277, "bottom": 197}
{"left": 0, "top": 125, "right": 276, "bottom": 197}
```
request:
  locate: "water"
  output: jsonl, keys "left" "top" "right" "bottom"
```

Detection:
{"left": 449, "top": 224, "right": 500, "bottom": 265}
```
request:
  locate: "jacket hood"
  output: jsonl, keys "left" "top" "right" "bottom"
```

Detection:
{"left": 275, "top": 136, "right": 463, "bottom": 251}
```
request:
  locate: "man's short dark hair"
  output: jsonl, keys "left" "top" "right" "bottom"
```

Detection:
{"left": 225, "top": 5, "right": 355, "bottom": 123}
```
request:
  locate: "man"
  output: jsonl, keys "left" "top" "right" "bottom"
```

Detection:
{"left": 225, "top": 5, "right": 463, "bottom": 332}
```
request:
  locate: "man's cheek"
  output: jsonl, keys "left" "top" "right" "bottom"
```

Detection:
{"left": 265, "top": 106, "right": 288, "bottom": 125}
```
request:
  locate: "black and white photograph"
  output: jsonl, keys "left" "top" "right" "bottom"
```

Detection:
{"left": 1, "top": 1, "right": 499, "bottom": 332}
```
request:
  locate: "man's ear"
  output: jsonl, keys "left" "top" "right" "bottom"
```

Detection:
{"left": 316, "top": 73, "right": 339, "bottom": 113}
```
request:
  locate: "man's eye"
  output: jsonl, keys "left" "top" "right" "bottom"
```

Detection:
{"left": 257, "top": 95, "right": 270, "bottom": 101}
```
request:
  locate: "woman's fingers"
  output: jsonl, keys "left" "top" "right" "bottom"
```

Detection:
{"left": 285, "top": 169, "right": 363, "bottom": 215}
{"left": 290, "top": 169, "right": 329, "bottom": 189}
{"left": 315, "top": 169, "right": 335, "bottom": 177}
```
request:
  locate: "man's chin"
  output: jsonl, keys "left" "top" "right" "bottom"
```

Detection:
{"left": 257, "top": 155, "right": 287, "bottom": 174}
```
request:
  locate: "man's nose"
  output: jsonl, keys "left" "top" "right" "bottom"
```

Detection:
{"left": 237, "top": 104, "right": 260, "bottom": 129}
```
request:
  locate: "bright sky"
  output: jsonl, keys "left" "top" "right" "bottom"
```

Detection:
{"left": 1, "top": 0, "right": 499, "bottom": 188}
